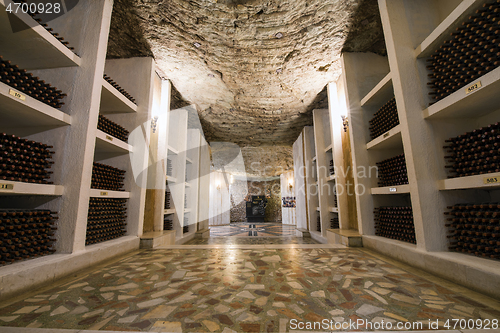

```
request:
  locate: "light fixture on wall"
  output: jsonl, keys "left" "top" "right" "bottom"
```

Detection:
{"left": 288, "top": 179, "right": 293, "bottom": 190}
{"left": 341, "top": 115, "right": 349, "bottom": 132}
{"left": 216, "top": 181, "right": 221, "bottom": 190}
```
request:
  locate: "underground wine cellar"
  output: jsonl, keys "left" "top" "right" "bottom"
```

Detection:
{"left": 0, "top": 0, "right": 499, "bottom": 332}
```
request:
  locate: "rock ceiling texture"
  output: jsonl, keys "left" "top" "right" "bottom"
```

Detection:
{"left": 107, "top": 0, "right": 385, "bottom": 177}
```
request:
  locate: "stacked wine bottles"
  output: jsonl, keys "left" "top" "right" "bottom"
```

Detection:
{"left": 445, "top": 202, "right": 500, "bottom": 260}
{"left": 377, "top": 154, "right": 409, "bottom": 187}
{"left": 426, "top": 1, "right": 500, "bottom": 104}
{"left": 164, "top": 217, "right": 173, "bottom": 230}
{"left": 15, "top": 0, "right": 75, "bottom": 51}
{"left": 91, "top": 163, "right": 125, "bottom": 191}
{"left": 329, "top": 160, "right": 335, "bottom": 175}
{"left": 332, "top": 194, "right": 338, "bottom": 208}
{"left": 330, "top": 216, "right": 339, "bottom": 229}
{"left": 167, "top": 159, "right": 173, "bottom": 177}
{"left": 369, "top": 97, "right": 399, "bottom": 140}
{"left": 0, "top": 56, "right": 66, "bottom": 108}
{"left": 86, "top": 198, "right": 127, "bottom": 245}
{"left": 183, "top": 225, "right": 189, "bottom": 234}
{"left": 374, "top": 206, "right": 416, "bottom": 244}
{"left": 444, "top": 122, "right": 500, "bottom": 178}
{"left": 103, "top": 74, "right": 136, "bottom": 104}
{"left": 164, "top": 190, "right": 171, "bottom": 209}
{"left": 317, "top": 215, "right": 321, "bottom": 232}
{"left": 97, "top": 115, "right": 129, "bottom": 142}
{"left": 0, "top": 209, "right": 57, "bottom": 266}
{"left": 0, "top": 133, "right": 55, "bottom": 184}
{"left": 184, "top": 193, "right": 188, "bottom": 208}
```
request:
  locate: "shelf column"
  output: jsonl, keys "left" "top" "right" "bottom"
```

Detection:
{"left": 379, "top": 0, "right": 447, "bottom": 251}
{"left": 57, "top": 0, "right": 114, "bottom": 253}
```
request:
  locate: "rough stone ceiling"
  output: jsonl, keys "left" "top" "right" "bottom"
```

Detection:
{"left": 107, "top": 0, "right": 385, "bottom": 177}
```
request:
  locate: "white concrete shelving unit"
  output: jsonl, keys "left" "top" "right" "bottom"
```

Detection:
{"left": 0, "top": 0, "right": 81, "bottom": 69}
{"left": 0, "top": 0, "right": 155, "bottom": 300}
{"left": 339, "top": 0, "right": 500, "bottom": 298}
{"left": 312, "top": 109, "right": 340, "bottom": 240}
{"left": 292, "top": 130, "right": 308, "bottom": 231}
{"left": 180, "top": 128, "right": 201, "bottom": 244}
{"left": 165, "top": 107, "right": 188, "bottom": 244}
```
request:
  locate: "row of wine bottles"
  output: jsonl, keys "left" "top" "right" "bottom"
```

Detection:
{"left": 0, "top": 56, "right": 66, "bottom": 109}
{"left": 445, "top": 202, "right": 500, "bottom": 260}
{"left": 377, "top": 153, "right": 409, "bottom": 187}
{"left": 97, "top": 115, "right": 129, "bottom": 142}
{"left": 329, "top": 160, "right": 334, "bottom": 176}
{"left": 426, "top": 1, "right": 500, "bottom": 104}
{"left": 86, "top": 198, "right": 127, "bottom": 245}
{"left": 374, "top": 206, "right": 416, "bottom": 244}
{"left": 91, "top": 162, "right": 126, "bottom": 191}
{"left": 164, "top": 217, "right": 173, "bottom": 231}
{"left": 0, "top": 133, "right": 55, "bottom": 184}
{"left": 167, "top": 159, "right": 173, "bottom": 177}
{"left": 165, "top": 191, "right": 171, "bottom": 209}
{"left": 369, "top": 97, "right": 399, "bottom": 140}
{"left": 0, "top": 209, "right": 57, "bottom": 266}
{"left": 330, "top": 217, "right": 339, "bottom": 229}
{"left": 16, "top": 0, "right": 75, "bottom": 52}
{"left": 183, "top": 224, "right": 189, "bottom": 234}
{"left": 317, "top": 215, "right": 321, "bottom": 232}
{"left": 103, "top": 74, "right": 136, "bottom": 104}
{"left": 444, "top": 122, "right": 500, "bottom": 178}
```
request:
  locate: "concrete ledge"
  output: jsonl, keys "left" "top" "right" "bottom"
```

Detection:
{"left": 327, "top": 229, "right": 362, "bottom": 247}
{"left": 175, "top": 232, "right": 196, "bottom": 245}
{"left": 0, "top": 236, "right": 140, "bottom": 301}
{"left": 362, "top": 235, "right": 500, "bottom": 299}
{"left": 310, "top": 231, "right": 327, "bottom": 244}
{"left": 295, "top": 228, "right": 311, "bottom": 237}
{"left": 140, "top": 230, "right": 176, "bottom": 248}
{"left": 195, "top": 228, "right": 210, "bottom": 239}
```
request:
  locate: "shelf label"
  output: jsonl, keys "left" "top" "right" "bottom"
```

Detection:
{"left": 106, "top": 135, "right": 113, "bottom": 141}
{"left": 100, "top": 191, "right": 108, "bottom": 196}
{"left": 389, "top": 187, "right": 397, "bottom": 192}
{"left": 0, "top": 183, "right": 14, "bottom": 190}
{"left": 383, "top": 132, "right": 390, "bottom": 138}
{"left": 484, "top": 176, "right": 499, "bottom": 185}
{"left": 466, "top": 81, "right": 482, "bottom": 94}
{"left": 9, "top": 89, "right": 25, "bottom": 101}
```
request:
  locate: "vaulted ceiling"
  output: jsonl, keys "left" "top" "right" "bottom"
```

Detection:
{"left": 107, "top": 0, "right": 385, "bottom": 177}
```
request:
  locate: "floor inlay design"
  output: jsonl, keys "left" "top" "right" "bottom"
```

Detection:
{"left": 208, "top": 223, "right": 297, "bottom": 238}
{"left": 0, "top": 248, "right": 498, "bottom": 332}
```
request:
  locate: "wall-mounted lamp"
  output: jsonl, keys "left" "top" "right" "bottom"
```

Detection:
{"left": 216, "top": 181, "right": 221, "bottom": 190}
{"left": 288, "top": 179, "right": 294, "bottom": 190}
{"left": 341, "top": 115, "right": 349, "bottom": 132}
{"left": 230, "top": 175, "right": 234, "bottom": 184}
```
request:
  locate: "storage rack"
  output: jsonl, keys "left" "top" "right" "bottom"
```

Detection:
{"left": 340, "top": 0, "right": 500, "bottom": 298}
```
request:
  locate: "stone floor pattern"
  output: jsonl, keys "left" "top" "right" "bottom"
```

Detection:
{"left": 0, "top": 247, "right": 499, "bottom": 332}
{"left": 208, "top": 223, "right": 297, "bottom": 237}
{"left": 186, "top": 237, "right": 318, "bottom": 246}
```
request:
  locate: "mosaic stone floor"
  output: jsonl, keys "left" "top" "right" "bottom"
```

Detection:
{"left": 0, "top": 247, "right": 499, "bottom": 332}
{"left": 186, "top": 237, "right": 319, "bottom": 246}
{"left": 208, "top": 223, "right": 297, "bottom": 237}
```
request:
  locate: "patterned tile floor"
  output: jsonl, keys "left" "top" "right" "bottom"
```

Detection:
{"left": 208, "top": 223, "right": 297, "bottom": 237}
{"left": 186, "top": 237, "right": 319, "bottom": 246}
{"left": 0, "top": 246, "right": 499, "bottom": 332}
